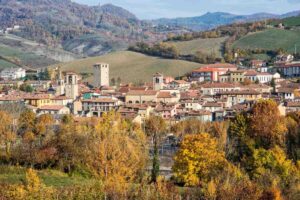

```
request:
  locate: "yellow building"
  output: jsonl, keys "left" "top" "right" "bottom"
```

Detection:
{"left": 229, "top": 70, "right": 246, "bottom": 83}
{"left": 24, "top": 94, "right": 53, "bottom": 108}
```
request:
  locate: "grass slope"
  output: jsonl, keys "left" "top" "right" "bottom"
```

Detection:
{"left": 270, "top": 16, "right": 300, "bottom": 27}
{"left": 54, "top": 51, "right": 203, "bottom": 83}
{"left": 166, "top": 37, "right": 227, "bottom": 57}
{"left": 0, "top": 165, "right": 93, "bottom": 187}
{"left": 233, "top": 29, "right": 300, "bottom": 53}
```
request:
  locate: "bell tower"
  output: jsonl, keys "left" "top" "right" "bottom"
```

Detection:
{"left": 65, "top": 72, "right": 79, "bottom": 100}
{"left": 153, "top": 72, "right": 164, "bottom": 91}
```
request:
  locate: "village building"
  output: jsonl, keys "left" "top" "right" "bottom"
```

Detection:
{"left": 125, "top": 90, "right": 158, "bottom": 104}
{"left": 82, "top": 97, "right": 120, "bottom": 117}
{"left": 191, "top": 63, "right": 237, "bottom": 82}
{"left": 37, "top": 105, "right": 70, "bottom": 117}
{"left": 0, "top": 68, "right": 26, "bottom": 80}
{"left": 216, "top": 90, "right": 262, "bottom": 107}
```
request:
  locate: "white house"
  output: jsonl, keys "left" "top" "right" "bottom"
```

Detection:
{"left": 0, "top": 68, "right": 26, "bottom": 80}
{"left": 200, "top": 82, "right": 240, "bottom": 96}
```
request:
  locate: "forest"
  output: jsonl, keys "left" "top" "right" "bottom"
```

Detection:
{"left": 0, "top": 99, "right": 299, "bottom": 199}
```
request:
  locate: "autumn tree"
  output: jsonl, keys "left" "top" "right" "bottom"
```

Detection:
{"left": 18, "top": 109, "right": 36, "bottom": 135}
{"left": 145, "top": 115, "right": 166, "bottom": 183}
{"left": 173, "top": 133, "right": 227, "bottom": 186}
{"left": 249, "top": 100, "right": 287, "bottom": 149}
{"left": 0, "top": 111, "right": 16, "bottom": 159}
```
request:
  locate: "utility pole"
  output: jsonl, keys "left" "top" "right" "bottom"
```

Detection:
{"left": 295, "top": 44, "right": 297, "bottom": 55}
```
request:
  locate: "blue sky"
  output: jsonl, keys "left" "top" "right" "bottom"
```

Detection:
{"left": 73, "top": 0, "right": 300, "bottom": 19}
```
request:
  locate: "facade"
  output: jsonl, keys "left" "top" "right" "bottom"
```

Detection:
{"left": 82, "top": 97, "right": 120, "bottom": 117}
{"left": 65, "top": 72, "right": 79, "bottom": 100}
{"left": 125, "top": 90, "right": 158, "bottom": 104}
{"left": 216, "top": 90, "right": 262, "bottom": 107}
{"left": 274, "top": 62, "right": 300, "bottom": 78}
{"left": 229, "top": 70, "right": 246, "bottom": 83}
{"left": 0, "top": 68, "right": 26, "bottom": 80}
{"left": 93, "top": 63, "right": 109, "bottom": 87}
{"left": 200, "top": 82, "right": 240, "bottom": 96}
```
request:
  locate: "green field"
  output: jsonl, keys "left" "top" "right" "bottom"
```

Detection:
{"left": 233, "top": 29, "right": 300, "bottom": 53}
{"left": 53, "top": 51, "right": 203, "bottom": 84}
{"left": 0, "top": 165, "right": 93, "bottom": 187}
{"left": 270, "top": 16, "right": 300, "bottom": 27}
{"left": 166, "top": 37, "right": 227, "bottom": 57}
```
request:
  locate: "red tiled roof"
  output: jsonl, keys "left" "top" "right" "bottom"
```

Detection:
{"left": 39, "top": 105, "right": 65, "bottom": 111}
{"left": 200, "top": 82, "right": 237, "bottom": 88}
{"left": 127, "top": 90, "right": 158, "bottom": 96}
{"left": 157, "top": 92, "right": 173, "bottom": 98}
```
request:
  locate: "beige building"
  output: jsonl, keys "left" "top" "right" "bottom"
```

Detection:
{"left": 126, "top": 90, "right": 158, "bottom": 104}
{"left": 93, "top": 63, "right": 109, "bottom": 87}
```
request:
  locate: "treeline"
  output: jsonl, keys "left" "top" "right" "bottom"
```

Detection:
{"left": 128, "top": 42, "right": 222, "bottom": 64}
{"left": 128, "top": 42, "right": 179, "bottom": 59}
{"left": 166, "top": 21, "right": 267, "bottom": 42}
{"left": 0, "top": 99, "right": 300, "bottom": 199}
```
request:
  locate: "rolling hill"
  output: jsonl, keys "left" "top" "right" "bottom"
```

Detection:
{"left": 233, "top": 29, "right": 300, "bottom": 53}
{"left": 153, "top": 11, "right": 300, "bottom": 31}
{"left": 166, "top": 37, "right": 228, "bottom": 57}
{"left": 53, "top": 51, "right": 203, "bottom": 84}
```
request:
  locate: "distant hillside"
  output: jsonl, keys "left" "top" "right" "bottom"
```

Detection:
{"left": 153, "top": 11, "right": 300, "bottom": 31}
{"left": 0, "top": 0, "right": 166, "bottom": 56}
{"left": 53, "top": 51, "right": 203, "bottom": 84}
{"left": 166, "top": 37, "right": 228, "bottom": 57}
{"left": 233, "top": 29, "right": 300, "bottom": 53}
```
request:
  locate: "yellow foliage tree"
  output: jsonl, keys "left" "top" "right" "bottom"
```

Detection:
{"left": 172, "top": 133, "right": 227, "bottom": 186}
{"left": 0, "top": 111, "right": 16, "bottom": 159}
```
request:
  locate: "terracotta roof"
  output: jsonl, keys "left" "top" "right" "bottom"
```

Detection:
{"left": 39, "top": 105, "right": 65, "bottom": 111}
{"left": 200, "top": 82, "right": 237, "bottom": 88}
{"left": 278, "top": 87, "right": 296, "bottom": 93}
{"left": 127, "top": 90, "right": 158, "bottom": 96}
{"left": 244, "top": 70, "right": 258, "bottom": 76}
{"left": 24, "top": 94, "right": 51, "bottom": 100}
{"left": 52, "top": 96, "right": 71, "bottom": 100}
{"left": 203, "top": 102, "right": 223, "bottom": 107}
{"left": 157, "top": 92, "right": 173, "bottom": 98}
{"left": 217, "top": 89, "right": 260, "bottom": 95}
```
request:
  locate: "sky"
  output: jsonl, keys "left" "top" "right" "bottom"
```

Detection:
{"left": 73, "top": 0, "right": 300, "bottom": 19}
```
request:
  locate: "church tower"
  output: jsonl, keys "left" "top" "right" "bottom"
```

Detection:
{"left": 56, "top": 67, "right": 65, "bottom": 96}
{"left": 65, "top": 72, "right": 79, "bottom": 100}
{"left": 153, "top": 72, "right": 164, "bottom": 91}
{"left": 93, "top": 63, "right": 109, "bottom": 88}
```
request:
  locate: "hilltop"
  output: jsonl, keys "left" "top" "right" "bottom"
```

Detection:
{"left": 153, "top": 11, "right": 300, "bottom": 31}
{"left": 0, "top": 0, "right": 167, "bottom": 56}
{"left": 53, "top": 51, "right": 203, "bottom": 84}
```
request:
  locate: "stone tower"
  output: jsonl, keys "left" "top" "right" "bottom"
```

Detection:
{"left": 93, "top": 63, "right": 109, "bottom": 88}
{"left": 56, "top": 67, "right": 65, "bottom": 96}
{"left": 65, "top": 72, "right": 79, "bottom": 100}
{"left": 153, "top": 72, "right": 164, "bottom": 91}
